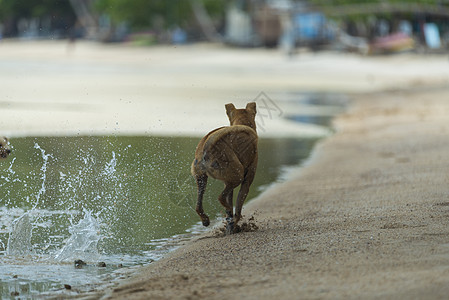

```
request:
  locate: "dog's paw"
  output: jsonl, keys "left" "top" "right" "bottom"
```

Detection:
{"left": 225, "top": 220, "right": 235, "bottom": 235}
{"left": 202, "top": 218, "right": 210, "bottom": 227}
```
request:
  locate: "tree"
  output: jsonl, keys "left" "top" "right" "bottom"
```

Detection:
{"left": 68, "top": 0, "right": 98, "bottom": 38}
{"left": 0, "top": 0, "right": 76, "bottom": 37}
{"left": 308, "top": 0, "right": 449, "bottom": 17}
{"left": 94, "top": 0, "right": 226, "bottom": 40}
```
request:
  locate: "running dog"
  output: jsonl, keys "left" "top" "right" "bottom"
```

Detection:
{"left": 0, "top": 137, "right": 11, "bottom": 159}
{"left": 191, "top": 102, "right": 258, "bottom": 234}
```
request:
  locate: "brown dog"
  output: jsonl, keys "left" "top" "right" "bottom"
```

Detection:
{"left": 0, "top": 137, "right": 11, "bottom": 159}
{"left": 191, "top": 102, "right": 258, "bottom": 234}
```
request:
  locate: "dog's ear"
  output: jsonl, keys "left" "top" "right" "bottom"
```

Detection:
{"left": 225, "top": 103, "right": 236, "bottom": 119}
{"left": 246, "top": 102, "right": 256, "bottom": 115}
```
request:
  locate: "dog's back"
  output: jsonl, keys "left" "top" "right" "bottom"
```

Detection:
{"left": 192, "top": 125, "right": 257, "bottom": 182}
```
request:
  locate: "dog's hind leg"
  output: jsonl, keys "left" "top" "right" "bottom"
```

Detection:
{"left": 218, "top": 184, "right": 235, "bottom": 219}
{"left": 195, "top": 174, "right": 210, "bottom": 226}
{"left": 234, "top": 167, "right": 256, "bottom": 227}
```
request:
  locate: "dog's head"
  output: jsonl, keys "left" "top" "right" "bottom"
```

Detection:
{"left": 225, "top": 102, "right": 257, "bottom": 131}
{"left": 0, "top": 137, "right": 11, "bottom": 159}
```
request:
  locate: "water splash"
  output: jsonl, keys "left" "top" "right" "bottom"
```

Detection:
{"left": 103, "top": 151, "right": 117, "bottom": 176}
{"left": 54, "top": 210, "right": 102, "bottom": 263}
{"left": 6, "top": 213, "right": 33, "bottom": 256}
{"left": 0, "top": 157, "right": 17, "bottom": 184}
{"left": 32, "top": 143, "right": 51, "bottom": 210}
{"left": 6, "top": 143, "right": 51, "bottom": 256}
{"left": 0, "top": 157, "right": 19, "bottom": 208}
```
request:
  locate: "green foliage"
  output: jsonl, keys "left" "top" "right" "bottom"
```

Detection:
{"left": 94, "top": 0, "right": 227, "bottom": 30}
{"left": 308, "top": 0, "right": 449, "bottom": 22}
{"left": 95, "top": 0, "right": 189, "bottom": 30}
{"left": 0, "top": 0, "right": 227, "bottom": 32}
{"left": 309, "top": 0, "right": 445, "bottom": 5}
{"left": 201, "top": 0, "right": 227, "bottom": 18}
{"left": 0, "top": 0, "right": 74, "bottom": 20}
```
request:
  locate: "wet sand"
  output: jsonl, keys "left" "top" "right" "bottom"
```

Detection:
{"left": 1, "top": 41, "right": 449, "bottom": 299}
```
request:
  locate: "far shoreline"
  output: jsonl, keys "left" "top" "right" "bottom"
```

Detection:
{"left": 2, "top": 41, "right": 448, "bottom": 140}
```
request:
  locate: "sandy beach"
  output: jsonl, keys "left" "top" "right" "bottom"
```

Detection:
{"left": 1, "top": 41, "right": 449, "bottom": 299}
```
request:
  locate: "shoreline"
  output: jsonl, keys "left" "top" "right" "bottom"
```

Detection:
{"left": 93, "top": 84, "right": 449, "bottom": 299}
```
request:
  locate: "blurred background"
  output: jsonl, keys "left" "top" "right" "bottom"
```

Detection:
{"left": 0, "top": 0, "right": 448, "bottom": 53}
{"left": 1, "top": 1, "right": 449, "bottom": 297}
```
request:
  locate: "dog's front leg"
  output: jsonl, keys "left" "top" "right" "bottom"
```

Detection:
{"left": 225, "top": 189, "right": 234, "bottom": 220}
{"left": 225, "top": 188, "right": 235, "bottom": 235}
{"left": 195, "top": 174, "right": 210, "bottom": 226}
{"left": 218, "top": 184, "right": 236, "bottom": 235}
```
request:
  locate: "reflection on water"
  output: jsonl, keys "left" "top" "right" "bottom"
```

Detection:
{"left": 0, "top": 135, "right": 318, "bottom": 297}
{"left": 283, "top": 92, "right": 347, "bottom": 127}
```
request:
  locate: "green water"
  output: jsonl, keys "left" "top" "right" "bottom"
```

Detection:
{"left": 0, "top": 136, "right": 318, "bottom": 259}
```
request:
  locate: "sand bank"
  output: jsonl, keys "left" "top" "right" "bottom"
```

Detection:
{"left": 97, "top": 85, "right": 449, "bottom": 300}
{"left": 1, "top": 41, "right": 448, "bottom": 138}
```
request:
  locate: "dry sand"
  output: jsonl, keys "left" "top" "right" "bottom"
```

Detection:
{"left": 1, "top": 41, "right": 449, "bottom": 299}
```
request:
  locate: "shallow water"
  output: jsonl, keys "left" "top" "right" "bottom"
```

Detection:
{"left": 0, "top": 134, "right": 319, "bottom": 298}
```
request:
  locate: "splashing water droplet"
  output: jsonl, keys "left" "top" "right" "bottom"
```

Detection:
{"left": 32, "top": 143, "right": 51, "bottom": 210}
{"left": 6, "top": 213, "right": 33, "bottom": 256}
{"left": 6, "top": 144, "right": 51, "bottom": 256}
{"left": 54, "top": 210, "right": 102, "bottom": 263}
{"left": 103, "top": 151, "right": 117, "bottom": 177}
